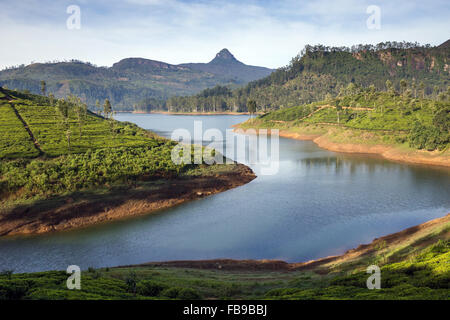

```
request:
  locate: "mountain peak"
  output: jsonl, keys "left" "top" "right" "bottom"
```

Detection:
{"left": 209, "top": 49, "right": 239, "bottom": 64}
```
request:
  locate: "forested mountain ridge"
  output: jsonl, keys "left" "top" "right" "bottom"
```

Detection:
{"left": 0, "top": 49, "right": 273, "bottom": 111}
{"left": 164, "top": 41, "right": 450, "bottom": 113}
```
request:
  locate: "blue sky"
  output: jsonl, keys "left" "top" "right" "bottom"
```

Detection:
{"left": 1, "top": 0, "right": 449, "bottom": 69}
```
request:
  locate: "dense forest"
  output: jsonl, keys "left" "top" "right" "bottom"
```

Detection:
{"left": 161, "top": 41, "right": 449, "bottom": 113}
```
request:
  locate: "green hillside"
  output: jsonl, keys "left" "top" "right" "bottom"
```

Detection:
{"left": 0, "top": 87, "right": 225, "bottom": 207}
{"left": 167, "top": 41, "right": 449, "bottom": 112}
{"left": 0, "top": 88, "right": 155, "bottom": 158}
{"left": 0, "top": 101, "right": 39, "bottom": 158}
{"left": 238, "top": 84, "right": 449, "bottom": 152}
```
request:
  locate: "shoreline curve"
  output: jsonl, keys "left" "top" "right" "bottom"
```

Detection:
{"left": 233, "top": 126, "right": 450, "bottom": 168}
{"left": 0, "top": 164, "right": 256, "bottom": 237}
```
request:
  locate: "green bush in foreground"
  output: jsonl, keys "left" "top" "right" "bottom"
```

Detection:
{"left": 136, "top": 280, "right": 166, "bottom": 297}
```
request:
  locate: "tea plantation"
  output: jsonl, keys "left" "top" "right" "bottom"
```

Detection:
{"left": 0, "top": 88, "right": 194, "bottom": 202}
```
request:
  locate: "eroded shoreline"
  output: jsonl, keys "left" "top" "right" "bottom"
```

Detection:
{"left": 0, "top": 164, "right": 256, "bottom": 237}
{"left": 121, "top": 213, "right": 450, "bottom": 273}
{"left": 233, "top": 125, "right": 450, "bottom": 168}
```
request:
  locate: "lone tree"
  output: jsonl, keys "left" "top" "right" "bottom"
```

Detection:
{"left": 419, "top": 82, "right": 425, "bottom": 99}
{"left": 40, "top": 80, "right": 46, "bottom": 96}
{"left": 103, "top": 98, "right": 112, "bottom": 119}
{"left": 103, "top": 98, "right": 115, "bottom": 135}
{"left": 385, "top": 80, "right": 394, "bottom": 94}
{"left": 400, "top": 79, "right": 407, "bottom": 95}
{"left": 335, "top": 99, "right": 342, "bottom": 124}
{"left": 69, "top": 95, "right": 87, "bottom": 138}
{"left": 56, "top": 99, "right": 71, "bottom": 152}
{"left": 411, "top": 79, "right": 417, "bottom": 98}
{"left": 433, "top": 86, "right": 439, "bottom": 99}
{"left": 247, "top": 99, "right": 257, "bottom": 120}
{"left": 66, "top": 129, "right": 71, "bottom": 152}
{"left": 56, "top": 99, "right": 69, "bottom": 122}
{"left": 48, "top": 93, "right": 55, "bottom": 106}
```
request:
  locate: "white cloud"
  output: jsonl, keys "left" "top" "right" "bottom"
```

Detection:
{"left": 0, "top": 0, "right": 449, "bottom": 70}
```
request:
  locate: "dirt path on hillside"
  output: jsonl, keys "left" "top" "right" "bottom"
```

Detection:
{"left": 8, "top": 103, "right": 44, "bottom": 155}
{"left": 267, "top": 105, "right": 375, "bottom": 124}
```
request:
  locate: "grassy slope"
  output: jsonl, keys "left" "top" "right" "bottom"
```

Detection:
{"left": 0, "top": 102, "right": 39, "bottom": 158}
{"left": 0, "top": 88, "right": 173, "bottom": 203}
{"left": 1, "top": 89, "right": 154, "bottom": 158}
{"left": 246, "top": 91, "right": 442, "bottom": 131}
{"left": 237, "top": 90, "right": 449, "bottom": 164}
{"left": 1, "top": 216, "right": 448, "bottom": 300}
{"left": 0, "top": 88, "right": 251, "bottom": 220}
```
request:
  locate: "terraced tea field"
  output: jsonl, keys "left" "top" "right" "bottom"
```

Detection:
{"left": 0, "top": 88, "right": 155, "bottom": 158}
{"left": 0, "top": 102, "right": 39, "bottom": 158}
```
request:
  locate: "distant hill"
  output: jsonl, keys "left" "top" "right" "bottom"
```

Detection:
{"left": 181, "top": 49, "right": 273, "bottom": 83}
{"left": 166, "top": 40, "right": 450, "bottom": 112}
{"left": 0, "top": 50, "right": 273, "bottom": 110}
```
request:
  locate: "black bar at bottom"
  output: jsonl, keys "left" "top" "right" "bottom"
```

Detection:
{"left": 1, "top": 300, "right": 448, "bottom": 318}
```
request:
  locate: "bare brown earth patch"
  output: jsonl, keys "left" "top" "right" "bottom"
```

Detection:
{"left": 0, "top": 164, "right": 256, "bottom": 237}
{"left": 312, "top": 134, "right": 450, "bottom": 167}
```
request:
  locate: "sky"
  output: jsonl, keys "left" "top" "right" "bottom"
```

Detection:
{"left": 1, "top": 0, "right": 449, "bottom": 70}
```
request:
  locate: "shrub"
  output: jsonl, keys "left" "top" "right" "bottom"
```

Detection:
{"left": 0, "top": 281, "right": 30, "bottom": 300}
{"left": 0, "top": 270, "right": 14, "bottom": 280}
{"left": 125, "top": 272, "right": 137, "bottom": 294}
{"left": 161, "top": 287, "right": 181, "bottom": 298}
{"left": 177, "top": 288, "right": 202, "bottom": 300}
{"left": 136, "top": 280, "right": 166, "bottom": 297}
{"left": 221, "top": 283, "right": 242, "bottom": 297}
{"left": 408, "top": 121, "right": 446, "bottom": 151}
{"left": 160, "top": 287, "right": 201, "bottom": 299}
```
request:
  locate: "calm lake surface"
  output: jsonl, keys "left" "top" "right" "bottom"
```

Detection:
{"left": 1, "top": 114, "right": 450, "bottom": 273}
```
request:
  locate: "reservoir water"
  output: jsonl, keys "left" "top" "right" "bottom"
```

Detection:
{"left": 1, "top": 114, "right": 449, "bottom": 273}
